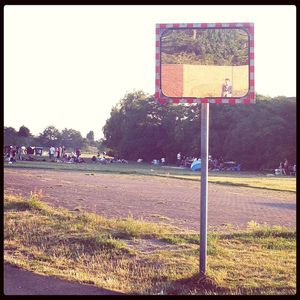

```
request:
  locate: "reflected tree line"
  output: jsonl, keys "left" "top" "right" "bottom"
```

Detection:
{"left": 161, "top": 28, "right": 249, "bottom": 66}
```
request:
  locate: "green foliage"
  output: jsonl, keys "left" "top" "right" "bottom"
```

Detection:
{"left": 38, "top": 125, "right": 61, "bottom": 147}
{"left": 18, "top": 125, "right": 31, "bottom": 137}
{"left": 4, "top": 127, "right": 18, "bottom": 145}
{"left": 86, "top": 130, "right": 95, "bottom": 142}
{"left": 103, "top": 91, "right": 296, "bottom": 170}
{"left": 161, "top": 29, "right": 248, "bottom": 66}
{"left": 4, "top": 125, "right": 99, "bottom": 151}
{"left": 4, "top": 126, "right": 35, "bottom": 146}
{"left": 60, "top": 128, "right": 85, "bottom": 149}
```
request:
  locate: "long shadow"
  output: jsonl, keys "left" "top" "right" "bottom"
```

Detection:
{"left": 4, "top": 263, "right": 124, "bottom": 295}
{"left": 255, "top": 202, "right": 296, "bottom": 210}
{"left": 163, "top": 274, "right": 295, "bottom": 295}
{"left": 163, "top": 274, "right": 229, "bottom": 295}
{"left": 210, "top": 181, "right": 295, "bottom": 193}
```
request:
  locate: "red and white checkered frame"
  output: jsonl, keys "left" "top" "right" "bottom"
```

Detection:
{"left": 155, "top": 23, "right": 255, "bottom": 105}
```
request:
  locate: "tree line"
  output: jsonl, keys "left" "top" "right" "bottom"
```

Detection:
{"left": 103, "top": 91, "right": 296, "bottom": 170}
{"left": 4, "top": 125, "right": 101, "bottom": 152}
{"left": 161, "top": 28, "right": 248, "bottom": 66}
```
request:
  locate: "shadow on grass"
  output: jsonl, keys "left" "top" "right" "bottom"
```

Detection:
{"left": 164, "top": 274, "right": 295, "bottom": 295}
{"left": 164, "top": 274, "right": 229, "bottom": 295}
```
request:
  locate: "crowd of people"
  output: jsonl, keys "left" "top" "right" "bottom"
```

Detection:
{"left": 3, "top": 145, "right": 42, "bottom": 162}
{"left": 151, "top": 157, "right": 166, "bottom": 165}
{"left": 3, "top": 145, "right": 296, "bottom": 176}
{"left": 277, "top": 159, "right": 296, "bottom": 176}
{"left": 48, "top": 146, "right": 86, "bottom": 163}
{"left": 3, "top": 145, "right": 85, "bottom": 164}
{"left": 175, "top": 152, "right": 240, "bottom": 171}
{"left": 91, "top": 152, "right": 128, "bottom": 164}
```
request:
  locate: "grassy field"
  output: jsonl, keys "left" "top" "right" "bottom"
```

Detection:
{"left": 4, "top": 191, "right": 296, "bottom": 295}
{"left": 4, "top": 160, "right": 296, "bottom": 193}
{"left": 161, "top": 64, "right": 248, "bottom": 98}
{"left": 183, "top": 64, "right": 248, "bottom": 98}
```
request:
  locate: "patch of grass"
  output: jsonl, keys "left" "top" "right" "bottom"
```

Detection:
{"left": 159, "top": 233, "right": 199, "bottom": 245}
{"left": 77, "top": 212, "right": 176, "bottom": 240}
{"left": 149, "top": 214, "right": 171, "bottom": 221}
{"left": 218, "top": 221, "right": 296, "bottom": 251}
{"left": 66, "top": 234, "right": 129, "bottom": 253}
{"left": 4, "top": 192, "right": 296, "bottom": 295}
{"left": 4, "top": 191, "right": 48, "bottom": 212}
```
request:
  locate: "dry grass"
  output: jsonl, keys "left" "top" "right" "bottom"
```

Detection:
{"left": 161, "top": 63, "right": 249, "bottom": 98}
{"left": 183, "top": 64, "right": 248, "bottom": 98}
{"left": 4, "top": 191, "right": 296, "bottom": 295}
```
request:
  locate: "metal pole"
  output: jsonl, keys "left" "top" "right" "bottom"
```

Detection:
{"left": 200, "top": 102, "right": 209, "bottom": 276}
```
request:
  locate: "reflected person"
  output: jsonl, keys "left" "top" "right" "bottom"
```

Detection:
{"left": 222, "top": 78, "right": 232, "bottom": 97}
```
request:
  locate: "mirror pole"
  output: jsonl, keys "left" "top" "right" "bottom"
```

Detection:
{"left": 200, "top": 102, "right": 209, "bottom": 277}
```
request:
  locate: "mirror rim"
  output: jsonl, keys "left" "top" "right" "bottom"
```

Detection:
{"left": 155, "top": 23, "right": 255, "bottom": 104}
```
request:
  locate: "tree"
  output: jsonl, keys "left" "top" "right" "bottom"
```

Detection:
{"left": 4, "top": 127, "right": 18, "bottom": 145}
{"left": 60, "top": 128, "right": 84, "bottom": 150}
{"left": 4, "top": 126, "right": 35, "bottom": 146}
{"left": 86, "top": 131, "right": 95, "bottom": 142}
{"left": 38, "top": 126, "right": 61, "bottom": 147}
{"left": 18, "top": 125, "right": 31, "bottom": 137}
{"left": 102, "top": 91, "right": 296, "bottom": 169}
{"left": 161, "top": 28, "right": 248, "bottom": 65}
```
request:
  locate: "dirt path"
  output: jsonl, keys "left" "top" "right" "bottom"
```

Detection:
{"left": 4, "top": 168, "right": 296, "bottom": 231}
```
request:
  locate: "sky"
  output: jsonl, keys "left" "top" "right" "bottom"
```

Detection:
{"left": 4, "top": 5, "right": 296, "bottom": 140}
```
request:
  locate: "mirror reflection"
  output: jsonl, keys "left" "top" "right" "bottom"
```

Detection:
{"left": 161, "top": 28, "right": 249, "bottom": 98}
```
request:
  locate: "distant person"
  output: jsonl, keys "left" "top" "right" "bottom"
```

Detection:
{"left": 57, "top": 147, "right": 61, "bottom": 159}
{"left": 61, "top": 145, "right": 65, "bottom": 158}
{"left": 16, "top": 146, "right": 22, "bottom": 160}
{"left": 222, "top": 78, "right": 232, "bottom": 97}
{"left": 26, "top": 146, "right": 34, "bottom": 160}
{"left": 213, "top": 158, "right": 219, "bottom": 169}
{"left": 10, "top": 146, "right": 17, "bottom": 162}
{"left": 62, "top": 153, "right": 68, "bottom": 162}
{"left": 288, "top": 164, "right": 294, "bottom": 176}
{"left": 49, "top": 146, "right": 55, "bottom": 160}
{"left": 75, "top": 148, "right": 81, "bottom": 160}
{"left": 219, "top": 157, "right": 225, "bottom": 171}
{"left": 54, "top": 147, "right": 59, "bottom": 159}
{"left": 177, "top": 152, "right": 181, "bottom": 167}
{"left": 284, "top": 159, "right": 289, "bottom": 175}
{"left": 21, "top": 146, "right": 26, "bottom": 160}
{"left": 292, "top": 164, "right": 296, "bottom": 176}
{"left": 279, "top": 161, "right": 285, "bottom": 175}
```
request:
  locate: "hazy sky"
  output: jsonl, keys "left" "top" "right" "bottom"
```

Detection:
{"left": 4, "top": 5, "right": 296, "bottom": 140}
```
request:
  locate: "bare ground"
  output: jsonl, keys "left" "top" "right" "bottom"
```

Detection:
{"left": 4, "top": 168, "right": 296, "bottom": 231}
